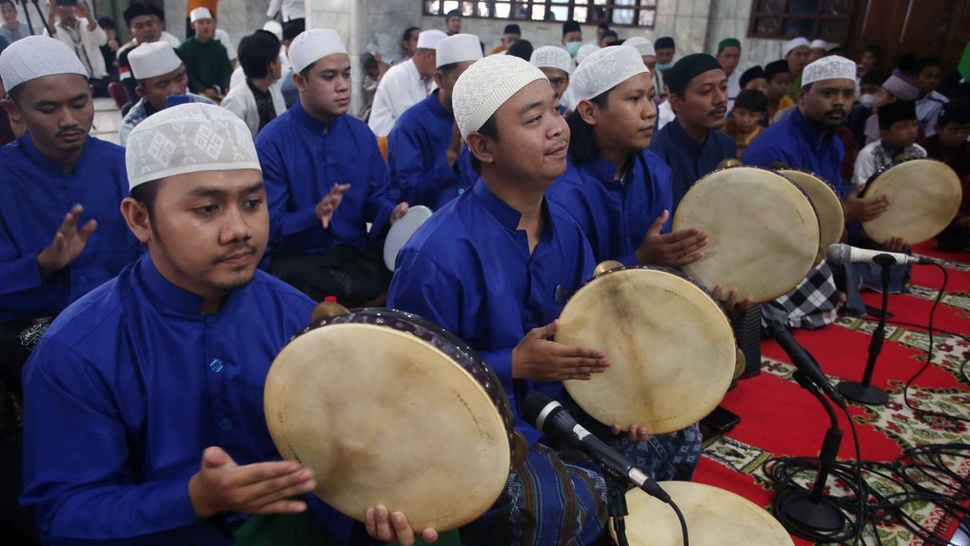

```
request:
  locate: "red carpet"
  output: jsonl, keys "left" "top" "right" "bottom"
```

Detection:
{"left": 692, "top": 243, "right": 970, "bottom": 545}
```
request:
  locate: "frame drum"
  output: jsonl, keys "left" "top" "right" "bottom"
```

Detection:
{"left": 673, "top": 167, "right": 820, "bottom": 303}
{"left": 777, "top": 169, "right": 845, "bottom": 265}
{"left": 556, "top": 266, "right": 736, "bottom": 434}
{"left": 614, "top": 482, "right": 794, "bottom": 545}
{"left": 861, "top": 159, "right": 962, "bottom": 245}
{"left": 265, "top": 308, "right": 518, "bottom": 531}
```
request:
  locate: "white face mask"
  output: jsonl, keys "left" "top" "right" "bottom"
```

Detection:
{"left": 859, "top": 93, "right": 876, "bottom": 109}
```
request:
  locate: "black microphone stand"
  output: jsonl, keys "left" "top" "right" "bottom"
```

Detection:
{"left": 604, "top": 469, "right": 631, "bottom": 546}
{"left": 19, "top": 0, "right": 53, "bottom": 37}
{"left": 837, "top": 255, "right": 893, "bottom": 405}
{"left": 776, "top": 370, "right": 846, "bottom": 535}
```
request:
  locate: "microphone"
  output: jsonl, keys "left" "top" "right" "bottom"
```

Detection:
{"left": 763, "top": 319, "right": 847, "bottom": 409}
{"left": 826, "top": 243, "right": 934, "bottom": 266}
{"left": 520, "top": 392, "right": 671, "bottom": 504}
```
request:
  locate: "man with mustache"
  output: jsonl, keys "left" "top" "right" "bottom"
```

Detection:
{"left": 744, "top": 55, "right": 888, "bottom": 328}
{"left": 649, "top": 53, "right": 736, "bottom": 210}
{"left": 0, "top": 35, "right": 142, "bottom": 543}
{"left": 255, "top": 29, "right": 406, "bottom": 306}
{"left": 389, "top": 54, "right": 613, "bottom": 545}
{"left": 21, "top": 102, "right": 429, "bottom": 545}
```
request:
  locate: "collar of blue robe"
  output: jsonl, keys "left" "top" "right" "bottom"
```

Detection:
{"left": 137, "top": 254, "right": 242, "bottom": 317}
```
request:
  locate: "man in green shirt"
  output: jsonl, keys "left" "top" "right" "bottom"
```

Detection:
{"left": 177, "top": 7, "right": 230, "bottom": 101}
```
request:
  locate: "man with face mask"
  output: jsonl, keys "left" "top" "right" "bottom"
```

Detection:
{"left": 654, "top": 36, "right": 675, "bottom": 73}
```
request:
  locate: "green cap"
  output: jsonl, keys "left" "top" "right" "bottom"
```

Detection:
{"left": 718, "top": 38, "right": 741, "bottom": 52}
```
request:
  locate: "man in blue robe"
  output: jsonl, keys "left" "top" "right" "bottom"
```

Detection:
{"left": 389, "top": 54, "right": 647, "bottom": 546}
{"left": 0, "top": 38, "right": 143, "bottom": 543}
{"left": 255, "top": 29, "right": 406, "bottom": 306}
{"left": 21, "top": 102, "right": 432, "bottom": 546}
{"left": 386, "top": 33, "right": 478, "bottom": 209}
{"left": 743, "top": 55, "right": 891, "bottom": 327}
{"left": 648, "top": 53, "right": 737, "bottom": 210}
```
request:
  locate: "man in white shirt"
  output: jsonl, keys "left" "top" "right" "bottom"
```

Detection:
{"left": 46, "top": 0, "right": 109, "bottom": 95}
{"left": 367, "top": 29, "right": 446, "bottom": 136}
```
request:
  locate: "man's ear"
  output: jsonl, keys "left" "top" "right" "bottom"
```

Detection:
{"left": 120, "top": 197, "right": 153, "bottom": 245}
{"left": 576, "top": 99, "right": 598, "bottom": 126}
{"left": 466, "top": 132, "right": 494, "bottom": 167}
{"left": 667, "top": 92, "right": 684, "bottom": 114}
{"left": 1, "top": 97, "right": 21, "bottom": 124}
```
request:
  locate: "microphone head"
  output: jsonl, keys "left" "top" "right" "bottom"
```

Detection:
{"left": 520, "top": 391, "right": 559, "bottom": 433}
{"left": 825, "top": 243, "right": 849, "bottom": 264}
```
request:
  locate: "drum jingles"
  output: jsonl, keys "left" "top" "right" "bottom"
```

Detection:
{"left": 264, "top": 307, "right": 523, "bottom": 531}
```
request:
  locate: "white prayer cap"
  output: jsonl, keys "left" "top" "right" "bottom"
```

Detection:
{"left": 453, "top": 54, "right": 546, "bottom": 140}
{"left": 289, "top": 29, "right": 347, "bottom": 75}
{"left": 572, "top": 46, "right": 648, "bottom": 102}
{"left": 784, "top": 37, "right": 810, "bottom": 56}
{"left": 801, "top": 55, "right": 856, "bottom": 86}
{"left": 263, "top": 20, "right": 284, "bottom": 41}
{"left": 436, "top": 34, "right": 483, "bottom": 68}
{"left": 575, "top": 44, "right": 600, "bottom": 65}
{"left": 126, "top": 103, "right": 261, "bottom": 189}
{"left": 810, "top": 39, "right": 828, "bottom": 51}
{"left": 189, "top": 7, "right": 213, "bottom": 23}
{"left": 0, "top": 36, "right": 87, "bottom": 91}
{"left": 128, "top": 41, "right": 183, "bottom": 81}
{"left": 417, "top": 29, "right": 448, "bottom": 50}
{"left": 530, "top": 46, "right": 573, "bottom": 75}
{"left": 624, "top": 37, "right": 656, "bottom": 58}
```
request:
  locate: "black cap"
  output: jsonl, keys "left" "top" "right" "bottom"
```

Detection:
{"left": 938, "top": 97, "right": 970, "bottom": 126}
{"left": 878, "top": 100, "right": 917, "bottom": 130}
{"left": 655, "top": 36, "right": 675, "bottom": 49}
{"left": 506, "top": 40, "right": 533, "bottom": 61}
{"left": 764, "top": 59, "right": 790, "bottom": 81}
{"left": 562, "top": 20, "right": 581, "bottom": 36}
{"left": 601, "top": 29, "right": 618, "bottom": 40}
{"left": 665, "top": 53, "right": 722, "bottom": 97}
{"left": 282, "top": 19, "right": 305, "bottom": 42}
{"left": 739, "top": 65, "right": 765, "bottom": 88}
{"left": 503, "top": 24, "right": 521, "bottom": 35}
{"left": 445, "top": 9, "right": 460, "bottom": 20}
{"left": 123, "top": 3, "right": 152, "bottom": 26}
{"left": 734, "top": 89, "right": 768, "bottom": 112}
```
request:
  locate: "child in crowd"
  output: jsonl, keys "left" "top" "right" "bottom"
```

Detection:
{"left": 723, "top": 89, "right": 767, "bottom": 157}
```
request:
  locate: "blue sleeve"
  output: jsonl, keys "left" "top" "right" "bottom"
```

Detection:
{"left": 741, "top": 138, "right": 785, "bottom": 169}
{"left": 0, "top": 229, "right": 69, "bottom": 318}
{"left": 388, "top": 126, "right": 458, "bottom": 207}
{"left": 256, "top": 136, "right": 320, "bottom": 245}
{"left": 364, "top": 135, "right": 396, "bottom": 238}
{"left": 652, "top": 157, "right": 675, "bottom": 234}
{"left": 21, "top": 338, "right": 207, "bottom": 545}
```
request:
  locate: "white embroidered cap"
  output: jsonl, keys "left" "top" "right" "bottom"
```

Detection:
{"left": 810, "top": 39, "right": 828, "bottom": 51}
{"left": 572, "top": 46, "right": 648, "bottom": 102}
{"left": 128, "top": 41, "right": 183, "bottom": 81}
{"left": 436, "top": 33, "right": 483, "bottom": 68}
{"left": 784, "top": 37, "right": 810, "bottom": 56}
{"left": 189, "top": 7, "right": 213, "bottom": 23}
{"left": 416, "top": 29, "right": 448, "bottom": 50}
{"left": 0, "top": 36, "right": 87, "bottom": 91}
{"left": 126, "top": 103, "right": 261, "bottom": 189}
{"left": 624, "top": 37, "right": 656, "bottom": 58}
{"left": 453, "top": 54, "right": 546, "bottom": 139}
{"left": 289, "top": 28, "right": 347, "bottom": 75}
{"left": 575, "top": 43, "right": 600, "bottom": 65}
{"left": 530, "top": 46, "right": 573, "bottom": 75}
{"left": 801, "top": 55, "right": 856, "bottom": 86}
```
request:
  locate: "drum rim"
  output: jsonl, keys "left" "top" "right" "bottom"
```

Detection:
{"left": 384, "top": 205, "right": 434, "bottom": 271}
{"left": 777, "top": 168, "right": 845, "bottom": 265}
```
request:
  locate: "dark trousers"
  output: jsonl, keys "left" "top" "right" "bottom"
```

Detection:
{"left": 268, "top": 247, "right": 390, "bottom": 307}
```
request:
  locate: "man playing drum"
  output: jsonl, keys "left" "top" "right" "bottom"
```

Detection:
{"left": 21, "top": 103, "right": 430, "bottom": 546}
{"left": 744, "top": 55, "right": 890, "bottom": 327}
{"left": 389, "top": 54, "right": 621, "bottom": 545}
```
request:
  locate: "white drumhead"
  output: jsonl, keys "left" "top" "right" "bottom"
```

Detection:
{"left": 615, "top": 482, "right": 794, "bottom": 546}
{"left": 673, "top": 167, "right": 820, "bottom": 303}
{"left": 862, "top": 159, "right": 962, "bottom": 245}
{"left": 265, "top": 323, "right": 510, "bottom": 531}
{"left": 557, "top": 268, "right": 736, "bottom": 433}
{"left": 384, "top": 205, "right": 434, "bottom": 271}
{"left": 779, "top": 169, "right": 845, "bottom": 265}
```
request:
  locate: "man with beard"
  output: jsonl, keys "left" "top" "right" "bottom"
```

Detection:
{"left": 649, "top": 53, "right": 736, "bottom": 209}
{"left": 744, "top": 55, "right": 890, "bottom": 328}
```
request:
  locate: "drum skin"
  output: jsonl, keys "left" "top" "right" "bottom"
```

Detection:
{"left": 556, "top": 267, "right": 736, "bottom": 434}
{"left": 614, "top": 482, "right": 794, "bottom": 545}
{"left": 778, "top": 169, "right": 845, "bottom": 265}
{"left": 673, "top": 167, "right": 820, "bottom": 303}
{"left": 264, "top": 308, "right": 515, "bottom": 531}
{"left": 862, "top": 159, "right": 962, "bottom": 245}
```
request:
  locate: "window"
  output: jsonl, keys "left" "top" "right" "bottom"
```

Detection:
{"left": 747, "top": 0, "right": 854, "bottom": 42}
{"left": 423, "top": 1, "right": 658, "bottom": 28}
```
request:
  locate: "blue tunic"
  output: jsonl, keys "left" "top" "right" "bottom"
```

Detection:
{"left": 255, "top": 102, "right": 396, "bottom": 256}
{"left": 386, "top": 90, "right": 475, "bottom": 209}
{"left": 388, "top": 180, "right": 596, "bottom": 444}
{"left": 742, "top": 108, "right": 847, "bottom": 199}
{"left": 0, "top": 134, "right": 142, "bottom": 322}
{"left": 649, "top": 118, "right": 737, "bottom": 209}
{"left": 21, "top": 255, "right": 354, "bottom": 545}
{"left": 547, "top": 151, "right": 674, "bottom": 264}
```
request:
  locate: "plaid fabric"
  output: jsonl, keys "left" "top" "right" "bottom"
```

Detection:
{"left": 763, "top": 261, "right": 840, "bottom": 330}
